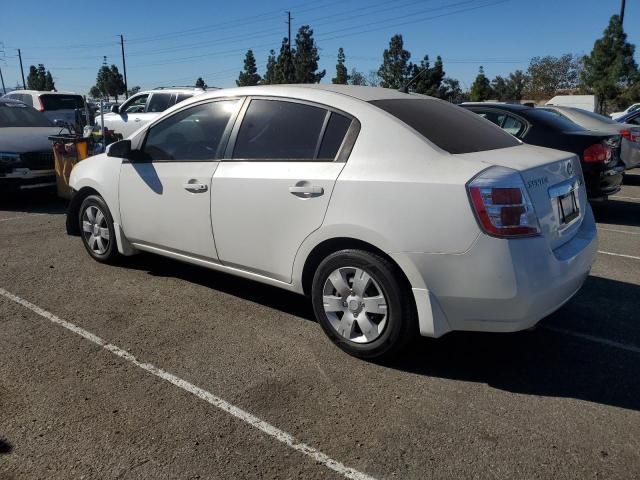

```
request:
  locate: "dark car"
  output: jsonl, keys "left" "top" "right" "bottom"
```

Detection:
{"left": 0, "top": 98, "right": 60, "bottom": 193}
{"left": 615, "top": 109, "right": 640, "bottom": 126}
{"left": 461, "top": 103, "right": 624, "bottom": 199}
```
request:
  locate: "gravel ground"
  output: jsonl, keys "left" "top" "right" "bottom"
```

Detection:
{"left": 0, "top": 171, "right": 639, "bottom": 480}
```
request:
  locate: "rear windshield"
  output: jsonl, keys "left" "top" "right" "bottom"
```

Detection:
{"left": 525, "top": 109, "right": 584, "bottom": 132}
{"left": 0, "top": 102, "right": 53, "bottom": 127}
{"left": 40, "top": 94, "right": 85, "bottom": 111}
{"left": 369, "top": 98, "right": 520, "bottom": 154}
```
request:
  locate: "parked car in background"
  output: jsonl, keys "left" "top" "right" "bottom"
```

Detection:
{"left": 539, "top": 105, "right": 640, "bottom": 170}
{"left": 2, "top": 90, "right": 90, "bottom": 127}
{"left": 67, "top": 85, "right": 596, "bottom": 359}
{"left": 461, "top": 103, "right": 624, "bottom": 199}
{"left": 610, "top": 103, "right": 640, "bottom": 120}
{"left": 615, "top": 109, "right": 640, "bottom": 126}
{"left": 95, "top": 87, "right": 208, "bottom": 138}
{"left": 0, "top": 98, "right": 60, "bottom": 192}
{"left": 546, "top": 95, "right": 598, "bottom": 112}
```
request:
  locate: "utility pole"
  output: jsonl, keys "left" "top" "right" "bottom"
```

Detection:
{"left": 17, "top": 49, "right": 25, "bottom": 89}
{"left": 620, "top": 0, "right": 626, "bottom": 26}
{"left": 286, "top": 11, "right": 292, "bottom": 51}
{"left": 0, "top": 65, "right": 6, "bottom": 95}
{"left": 119, "top": 34, "right": 129, "bottom": 99}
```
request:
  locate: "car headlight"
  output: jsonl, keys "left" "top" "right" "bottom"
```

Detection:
{"left": 0, "top": 152, "right": 21, "bottom": 165}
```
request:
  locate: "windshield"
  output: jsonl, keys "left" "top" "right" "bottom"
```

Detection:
{"left": 369, "top": 98, "right": 520, "bottom": 154}
{"left": 0, "top": 102, "right": 53, "bottom": 127}
{"left": 40, "top": 94, "right": 85, "bottom": 110}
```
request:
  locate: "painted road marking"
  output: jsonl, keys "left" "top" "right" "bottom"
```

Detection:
{"left": 0, "top": 287, "right": 377, "bottom": 480}
{"left": 598, "top": 250, "right": 640, "bottom": 261}
{"left": 544, "top": 326, "right": 640, "bottom": 355}
{"left": 0, "top": 213, "right": 46, "bottom": 223}
{"left": 610, "top": 195, "right": 640, "bottom": 202}
{"left": 598, "top": 227, "right": 640, "bottom": 236}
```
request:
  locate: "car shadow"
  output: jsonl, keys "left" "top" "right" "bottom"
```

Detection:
{"left": 623, "top": 173, "right": 640, "bottom": 186}
{"left": 0, "top": 191, "right": 67, "bottom": 215}
{"left": 0, "top": 437, "right": 12, "bottom": 454}
{"left": 119, "top": 254, "right": 640, "bottom": 412}
{"left": 592, "top": 199, "right": 640, "bottom": 228}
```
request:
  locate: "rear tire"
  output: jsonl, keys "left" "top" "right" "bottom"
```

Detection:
{"left": 311, "top": 249, "right": 416, "bottom": 360}
{"left": 79, "top": 195, "right": 119, "bottom": 263}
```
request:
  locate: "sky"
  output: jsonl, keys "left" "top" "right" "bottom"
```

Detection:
{"left": 0, "top": 0, "right": 638, "bottom": 95}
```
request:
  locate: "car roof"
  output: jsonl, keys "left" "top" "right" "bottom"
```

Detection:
{"left": 192, "top": 84, "right": 423, "bottom": 103}
{"left": 6, "top": 89, "right": 81, "bottom": 95}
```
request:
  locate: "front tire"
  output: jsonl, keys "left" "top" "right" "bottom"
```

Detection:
{"left": 79, "top": 195, "right": 119, "bottom": 263}
{"left": 311, "top": 249, "right": 416, "bottom": 360}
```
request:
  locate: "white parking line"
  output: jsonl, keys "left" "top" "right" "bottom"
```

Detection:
{"left": 610, "top": 195, "right": 640, "bottom": 201}
{"left": 0, "top": 213, "right": 46, "bottom": 223}
{"left": 598, "top": 250, "right": 640, "bottom": 261}
{"left": 598, "top": 227, "right": 640, "bottom": 236}
{"left": 0, "top": 287, "right": 376, "bottom": 480}
{"left": 544, "top": 326, "right": 640, "bottom": 355}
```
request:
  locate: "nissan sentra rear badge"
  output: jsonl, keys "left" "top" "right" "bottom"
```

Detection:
{"left": 566, "top": 161, "right": 574, "bottom": 177}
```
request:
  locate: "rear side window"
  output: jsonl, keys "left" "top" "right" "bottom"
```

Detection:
{"left": 370, "top": 99, "right": 520, "bottom": 154}
{"left": 318, "top": 112, "right": 352, "bottom": 159}
{"left": 175, "top": 93, "right": 193, "bottom": 104}
{"left": 147, "top": 93, "right": 173, "bottom": 113}
{"left": 11, "top": 94, "right": 34, "bottom": 107}
{"left": 40, "top": 95, "right": 84, "bottom": 110}
{"left": 233, "top": 99, "right": 327, "bottom": 160}
{"left": 525, "top": 109, "right": 583, "bottom": 132}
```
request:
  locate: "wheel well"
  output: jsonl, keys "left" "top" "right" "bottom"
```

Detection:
{"left": 301, "top": 237, "right": 412, "bottom": 296}
{"left": 66, "top": 187, "right": 100, "bottom": 235}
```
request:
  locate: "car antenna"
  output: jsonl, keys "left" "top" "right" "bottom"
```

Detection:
{"left": 399, "top": 66, "right": 429, "bottom": 94}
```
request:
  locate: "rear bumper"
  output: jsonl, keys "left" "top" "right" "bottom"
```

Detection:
{"left": 583, "top": 162, "right": 624, "bottom": 198}
{"left": 404, "top": 207, "right": 597, "bottom": 335}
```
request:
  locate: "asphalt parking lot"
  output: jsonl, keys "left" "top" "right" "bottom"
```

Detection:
{"left": 1, "top": 173, "right": 639, "bottom": 480}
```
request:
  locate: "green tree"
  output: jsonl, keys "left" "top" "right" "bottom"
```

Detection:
{"left": 89, "top": 86, "right": 101, "bottom": 99}
{"left": 581, "top": 15, "right": 638, "bottom": 112}
{"left": 349, "top": 69, "right": 367, "bottom": 86}
{"left": 293, "top": 26, "right": 325, "bottom": 83}
{"left": 195, "top": 77, "right": 206, "bottom": 88}
{"left": 378, "top": 34, "right": 411, "bottom": 89}
{"left": 94, "top": 64, "right": 126, "bottom": 102}
{"left": 44, "top": 71, "right": 55, "bottom": 91}
{"left": 332, "top": 48, "right": 349, "bottom": 84}
{"left": 491, "top": 75, "right": 508, "bottom": 101}
{"left": 275, "top": 38, "right": 296, "bottom": 84}
{"left": 237, "top": 49, "right": 262, "bottom": 87}
{"left": 469, "top": 66, "right": 493, "bottom": 101}
{"left": 411, "top": 55, "right": 445, "bottom": 96}
{"left": 526, "top": 54, "right": 582, "bottom": 101}
{"left": 26, "top": 64, "right": 53, "bottom": 90}
{"left": 127, "top": 85, "right": 141, "bottom": 96}
{"left": 505, "top": 70, "right": 528, "bottom": 101}
{"left": 26, "top": 65, "right": 41, "bottom": 90}
{"left": 436, "top": 77, "right": 465, "bottom": 102}
{"left": 262, "top": 50, "right": 277, "bottom": 85}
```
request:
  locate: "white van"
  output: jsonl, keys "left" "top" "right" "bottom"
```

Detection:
{"left": 545, "top": 95, "right": 597, "bottom": 112}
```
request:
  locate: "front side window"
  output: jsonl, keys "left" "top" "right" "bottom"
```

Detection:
{"left": 122, "top": 94, "right": 149, "bottom": 114}
{"left": 142, "top": 100, "right": 239, "bottom": 161}
{"left": 478, "top": 110, "right": 506, "bottom": 127}
{"left": 147, "top": 93, "right": 173, "bottom": 113}
{"left": 233, "top": 99, "right": 328, "bottom": 160}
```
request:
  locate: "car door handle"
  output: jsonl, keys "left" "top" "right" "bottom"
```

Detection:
{"left": 134, "top": 118, "right": 142, "bottom": 122}
{"left": 184, "top": 183, "right": 208, "bottom": 193}
{"left": 289, "top": 185, "right": 324, "bottom": 197}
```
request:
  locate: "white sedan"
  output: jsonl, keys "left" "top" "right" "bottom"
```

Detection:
{"left": 66, "top": 85, "right": 597, "bottom": 359}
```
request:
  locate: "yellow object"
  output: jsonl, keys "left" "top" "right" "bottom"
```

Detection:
{"left": 51, "top": 138, "right": 89, "bottom": 199}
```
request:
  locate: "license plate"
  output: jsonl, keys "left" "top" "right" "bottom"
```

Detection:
{"left": 559, "top": 191, "right": 579, "bottom": 224}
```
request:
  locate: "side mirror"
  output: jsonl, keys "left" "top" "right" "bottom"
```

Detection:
{"left": 110, "top": 104, "right": 120, "bottom": 114}
{"left": 107, "top": 139, "right": 132, "bottom": 159}
{"left": 54, "top": 119, "right": 66, "bottom": 127}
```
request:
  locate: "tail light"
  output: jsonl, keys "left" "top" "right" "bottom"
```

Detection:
{"left": 467, "top": 167, "right": 540, "bottom": 238}
{"left": 621, "top": 129, "right": 640, "bottom": 142}
{"left": 583, "top": 143, "right": 611, "bottom": 163}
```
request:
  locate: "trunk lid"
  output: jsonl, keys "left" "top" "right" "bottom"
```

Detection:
{"left": 458, "top": 144, "right": 587, "bottom": 250}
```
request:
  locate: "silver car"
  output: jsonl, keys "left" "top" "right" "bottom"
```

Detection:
{"left": 540, "top": 105, "right": 640, "bottom": 170}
